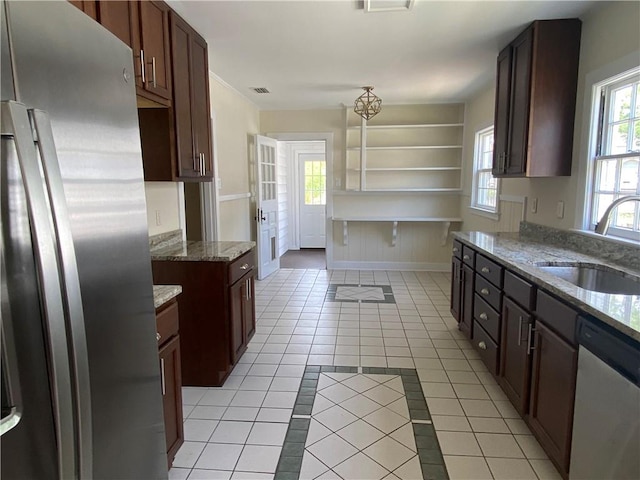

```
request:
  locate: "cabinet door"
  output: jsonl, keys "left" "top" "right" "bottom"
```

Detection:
{"left": 492, "top": 46, "right": 511, "bottom": 176}
{"left": 159, "top": 335, "right": 184, "bottom": 467}
{"left": 499, "top": 296, "right": 532, "bottom": 415}
{"left": 450, "top": 257, "right": 462, "bottom": 322}
{"left": 139, "top": 0, "right": 172, "bottom": 100}
{"left": 505, "top": 27, "right": 533, "bottom": 176}
{"left": 243, "top": 274, "right": 256, "bottom": 343}
{"left": 229, "top": 279, "right": 246, "bottom": 364}
{"left": 460, "top": 264, "right": 474, "bottom": 338}
{"left": 190, "top": 32, "right": 213, "bottom": 178}
{"left": 528, "top": 321, "right": 577, "bottom": 475}
{"left": 69, "top": 0, "right": 97, "bottom": 20}
{"left": 169, "top": 13, "right": 197, "bottom": 178}
{"left": 97, "top": 1, "right": 142, "bottom": 87}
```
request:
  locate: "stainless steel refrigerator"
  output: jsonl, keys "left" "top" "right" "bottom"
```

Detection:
{"left": 1, "top": 1, "right": 168, "bottom": 478}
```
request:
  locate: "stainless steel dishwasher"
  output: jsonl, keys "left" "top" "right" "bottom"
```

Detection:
{"left": 569, "top": 317, "right": 640, "bottom": 480}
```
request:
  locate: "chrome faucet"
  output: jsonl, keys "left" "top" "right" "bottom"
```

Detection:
{"left": 594, "top": 195, "right": 640, "bottom": 235}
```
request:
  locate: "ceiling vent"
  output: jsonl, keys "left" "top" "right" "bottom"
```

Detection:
{"left": 252, "top": 87, "right": 270, "bottom": 94}
{"left": 364, "top": 0, "right": 415, "bottom": 13}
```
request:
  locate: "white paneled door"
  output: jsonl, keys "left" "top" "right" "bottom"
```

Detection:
{"left": 255, "top": 135, "right": 279, "bottom": 279}
{"left": 299, "top": 153, "right": 326, "bottom": 248}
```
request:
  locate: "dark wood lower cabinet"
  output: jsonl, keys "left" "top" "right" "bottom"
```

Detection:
{"left": 499, "top": 296, "right": 533, "bottom": 415}
{"left": 155, "top": 299, "right": 183, "bottom": 469}
{"left": 159, "top": 335, "right": 183, "bottom": 468}
{"left": 152, "top": 249, "right": 257, "bottom": 387}
{"left": 460, "top": 264, "right": 474, "bottom": 337}
{"left": 528, "top": 320, "right": 578, "bottom": 477}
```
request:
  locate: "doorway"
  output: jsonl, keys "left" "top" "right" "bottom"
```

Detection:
{"left": 268, "top": 134, "right": 333, "bottom": 271}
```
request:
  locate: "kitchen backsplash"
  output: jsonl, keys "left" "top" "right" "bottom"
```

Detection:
{"left": 519, "top": 222, "right": 640, "bottom": 271}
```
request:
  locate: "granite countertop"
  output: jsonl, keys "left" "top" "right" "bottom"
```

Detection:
{"left": 149, "top": 229, "right": 255, "bottom": 262}
{"left": 453, "top": 231, "right": 640, "bottom": 342}
{"left": 153, "top": 285, "right": 182, "bottom": 309}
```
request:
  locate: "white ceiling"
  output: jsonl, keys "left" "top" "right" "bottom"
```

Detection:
{"left": 166, "top": 0, "right": 600, "bottom": 110}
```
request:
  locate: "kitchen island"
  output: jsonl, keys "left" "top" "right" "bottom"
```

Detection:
{"left": 150, "top": 230, "right": 256, "bottom": 387}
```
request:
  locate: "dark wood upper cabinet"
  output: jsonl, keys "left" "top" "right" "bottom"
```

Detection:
{"left": 492, "top": 19, "right": 581, "bottom": 177}
{"left": 139, "top": 1, "right": 172, "bottom": 101}
{"left": 96, "top": 0, "right": 171, "bottom": 105}
{"left": 169, "top": 11, "right": 213, "bottom": 180}
{"left": 68, "top": 0, "right": 98, "bottom": 20}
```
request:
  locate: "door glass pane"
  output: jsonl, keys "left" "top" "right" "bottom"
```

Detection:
{"left": 303, "top": 159, "right": 326, "bottom": 205}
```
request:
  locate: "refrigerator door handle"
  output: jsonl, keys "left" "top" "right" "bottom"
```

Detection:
{"left": 31, "top": 108, "right": 93, "bottom": 479}
{"left": 1, "top": 100, "right": 77, "bottom": 479}
{"left": 0, "top": 242, "right": 23, "bottom": 437}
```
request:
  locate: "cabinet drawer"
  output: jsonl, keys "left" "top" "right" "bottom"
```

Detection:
{"left": 476, "top": 254, "right": 503, "bottom": 289}
{"left": 504, "top": 270, "right": 535, "bottom": 310}
{"left": 229, "top": 250, "right": 255, "bottom": 285}
{"left": 474, "top": 294, "right": 501, "bottom": 343}
{"left": 473, "top": 323, "right": 499, "bottom": 375}
{"left": 156, "top": 299, "right": 179, "bottom": 346}
{"left": 475, "top": 274, "right": 501, "bottom": 312}
{"left": 536, "top": 290, "right": 578, "bottom": 345}
{"left": 452, "top": 240, "right": 463, "bottom": 259}
{"left": 462, "top": 245, "right": 475, "bottom": 267}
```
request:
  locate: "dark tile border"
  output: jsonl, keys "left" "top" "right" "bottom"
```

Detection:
{"left": 324, "top": 284, "right": 396, "bottom": 304}
{"left": 274, "top": 366, "right": 449, "bottom": 480}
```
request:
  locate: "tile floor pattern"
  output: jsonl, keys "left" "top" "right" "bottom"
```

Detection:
{"left": 169, "top": 269, "right": 562, "bottom": 480}
{"left": 273, "top": 365, "right": 446, "bottom": 480}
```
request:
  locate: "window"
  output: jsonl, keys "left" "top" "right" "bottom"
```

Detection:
{"left": 471, "top": 126, "right": 499, "bottom": 213}
{"left": 590, "top": 69, "right": 640, "bottom": 240}
{"left": 303, "top": 159, "right": 326, "bottom": 205}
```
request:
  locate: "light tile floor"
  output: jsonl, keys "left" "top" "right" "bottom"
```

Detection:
{"left": 169, "top": 269, "right": 562, "bottom": 480}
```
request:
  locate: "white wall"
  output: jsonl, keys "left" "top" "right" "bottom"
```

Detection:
{"left": 144, "top": 182, "right": 182, "bottom": 236}
{"left": 460, "top": 1, "right": 640, "bottom": 233}
{"left": 210, "top": 73, "right": 260, "bottom": 241}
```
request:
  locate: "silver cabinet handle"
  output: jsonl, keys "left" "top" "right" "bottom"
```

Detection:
{"left": 463, "top": 254, "right": 470, "bottom": 260}
{"left": 246, "top": 278, "right": 251, "bottom": 300}
{"left": 527, "top": 323, "right": 535, "bottom": 354}
{"left": 479, "top": 312, "right": 488, "bottom": 320}
{"left": 160, "top": 358, "right": 166, "bottom": 396}
{"left": 517, "top": 315, "right": 523, "bottom": 346}
{"left": 481, "top": 288, "right": 490, "bottom": 295}
{"left": 1, "top": 101, "right": 77, "bottom": 478}
{"left": 481, "top": 267, "right": 490, "bottom": 273}
{"left": 478, "top": 341, "right": 487, "bottom": 350}
{"left": 201, "top": 153, "right": 205, "bottom": 176}
{"left": 240, "top": 263, "right": 249, "bottom": 270}
{"left": 140, "top": 49, "right": 145, "bottom": 84}
{"left": 151, "top": 56, "right": 157, "bottom": 88}
{"left": 452, "top": 247, "right": 459, "bottom": 253}
{"left": 193, "top": 155, "right": 199, "bottom": 173}
{"left": 156, "top": 332, "right": 161, "bottom": 342}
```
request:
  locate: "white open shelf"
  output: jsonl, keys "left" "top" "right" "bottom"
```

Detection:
{"left": 347, "top": 123, "right": 464, "bottom": 130}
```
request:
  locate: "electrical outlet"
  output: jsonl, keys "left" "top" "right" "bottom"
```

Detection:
{"left": 556, "top": 201, "right": 565, "bottom": 219}
{"left": 531, "top": 198, "right": 538, "bottom": 213}
{"left": 216, "top": 178, "right": 222, "bottom": 189}
{"left": 334, "top": 178, "right": 341, "bottom": 188}
{"left": 155, "top": 210, "right": 162, "bottom": 226}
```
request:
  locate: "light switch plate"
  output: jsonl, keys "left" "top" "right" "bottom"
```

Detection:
{"left": 556, "top": 201, "right": 565, "bottom": 219}
{"left": 531, "top": 198, "right": 538, "bottom": 213}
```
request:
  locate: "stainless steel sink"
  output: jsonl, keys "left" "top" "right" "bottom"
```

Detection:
{"left": 535, "top": 263, "right": 640, "bottom": 295}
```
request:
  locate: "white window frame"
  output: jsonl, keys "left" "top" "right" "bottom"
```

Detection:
{"left": 586, "top": 67, "right": 640, "bottom": 241}
{"left": 471, "top": 126, "right": 499, "bottom": 216}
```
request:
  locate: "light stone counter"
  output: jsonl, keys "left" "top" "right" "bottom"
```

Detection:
{"left": 453, "top": 230, "right": 640, "bottom": 342}
{"left": 149, "top": 229, "right": 255, "bottom": 262}
{"left": 153, "top": 285, "right": 182, "bottom": 309}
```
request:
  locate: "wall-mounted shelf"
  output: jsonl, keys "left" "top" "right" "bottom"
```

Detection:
{"left": 347, "top": 145, "right": 462, "bottom": 150}
{"left": 347, "top": 123, "right": 464, "bottom": 130}
{"left": 332, "top": 217, "right": 462, "bottom": 247}
{"left": 334, "top": 189, "right": 462, "bottom": 195}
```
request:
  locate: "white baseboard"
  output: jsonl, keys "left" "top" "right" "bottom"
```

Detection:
{"left": 327, "top": 260, "right": 449, "bottom": 272}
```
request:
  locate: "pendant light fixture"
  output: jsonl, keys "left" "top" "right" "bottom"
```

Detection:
{"left": 354, "top": 86, "right": 382, "bottom": 120}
